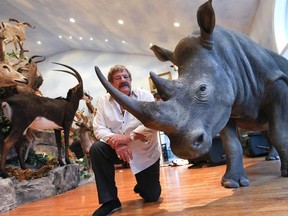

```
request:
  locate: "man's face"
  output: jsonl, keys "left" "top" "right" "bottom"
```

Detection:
{"left": 111, "top": 70, "right": 131, "bottom": 96}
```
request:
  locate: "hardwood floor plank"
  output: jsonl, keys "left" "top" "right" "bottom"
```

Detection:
{"left": 2, "top": 156, "right": 288, "bottom": 216}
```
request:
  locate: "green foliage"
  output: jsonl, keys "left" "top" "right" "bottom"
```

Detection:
{"left": 0, "top": 110, "right": 10, "bottom": 136}
{"left": 25, "top": 149, "right": 50, "bottom": 168}
{"left": 7, "top": 149, "right": 50, "bottom": 169}
{"left": 76, "top": 157, "right": 92, "bottom": 179}
{"left": 5, "top": 51, "right": 28, "bottom": 61}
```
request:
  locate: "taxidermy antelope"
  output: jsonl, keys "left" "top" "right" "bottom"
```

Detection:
{"left": 0, "top": 55, "right": 45, "bottom": 162}
{"left": 0, "top": 62, "right": 28, "bottom": 87}
{"left": 74, "top": 120, "right": 94, "bottom": 156}
{"left": 0, "top": 18, "right": 34, "bottom": 60}
{"left": 0, "top": 35, "right": 28, "bottom": 87}
{"left": 16, "top": 55, "right": 45, "bottom": 94}
{"left": 0, "top": 55, "right": 45, "bottom": 98}
{"left": 74, "top": 105, "right": 96, "bottom": 156}
{"left": 73, "top": 101, "right": 96, "bottom": 171}
{"left": 0, "top": 62, "right": 86, "bottom": 178}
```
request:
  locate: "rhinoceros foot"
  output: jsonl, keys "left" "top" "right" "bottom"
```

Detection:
{"left": 265, "top": 155, "right": 280, "bottom": 161}
{"left": 265, "top": 148, "right": 279, "bottom": 161}
{"left": 281, "top": 170, "right": 288, "bottom": 177}
{"left": 221, "top": 177, "right": 250, "bottom": 188}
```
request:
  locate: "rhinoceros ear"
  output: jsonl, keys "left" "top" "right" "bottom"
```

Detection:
{"left": 197, "top": 0, "right": 215, "bottom": 49}
{"left": 150, "top": 45, "right": 173, "bottom": 62}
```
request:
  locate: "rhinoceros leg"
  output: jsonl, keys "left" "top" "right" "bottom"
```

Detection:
{"left": 220, "top": 119, "right": 250, "bottom": 188}
{"left": 269, "top": 128, "right": 288, "bottom": 176}
{"left": 265, "top": 79, "right": 288, "bottom": 176}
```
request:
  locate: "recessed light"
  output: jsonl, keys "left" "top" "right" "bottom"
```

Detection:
{"left": 149, "top": 43, "right": 153, "bottom": 47}
{"left": 37, "top": 41, "right": 41, "bottom": 45}
{"left": 59, "top": 35, "right": 62, "bottom": 39}
{"left": 122, "top": 40, "right": 126, "bottom": 44}
{"left": 118, "top": 19, "right": 124, "bottom": 25}
{"left": 174, "top": 22, "right": 180, "bottom": 27}
{"left": 79, "top": 37, "right": 83, "bottom": 40}
{"left": 70, "top": 18, "right": 75, "bottom": 23}
{"left": 105, "top": 39, "right": 108, "bottom": 42}
{"left": 69, "top": 36, "right": 73, "bottom": 39}
{"left": 90, "top": 37, "right": 93, "bottom": 41}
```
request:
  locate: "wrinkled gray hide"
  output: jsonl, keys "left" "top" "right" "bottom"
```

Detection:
{"left": 94, "top": 0, "right": 288, "bottom": 188}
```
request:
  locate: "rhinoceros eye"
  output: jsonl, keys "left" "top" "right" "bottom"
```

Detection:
{"left": 200, "top": 86, "right": 206, "bottom": 91}
{"left": 198, "top": 84, "right": 208, "bottom": 94}
{"left": 195, "top": 84, "right": 210, "bottom": 102}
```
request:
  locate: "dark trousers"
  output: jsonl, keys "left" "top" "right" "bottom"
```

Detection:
{"left": 89, "top": 141, "right": 161, "bottom": 204}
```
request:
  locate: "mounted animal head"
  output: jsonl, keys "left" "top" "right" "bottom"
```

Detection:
{"left": 0, "top": 18, "right": 35, "bottom": 45}
{"left": 0, "top": 28, "right": 28, "bottom": 87}
{"left": 0, "top": 62, "right": 28, "bottom": 87}
{"left": 17, "top": 56, "right": 45, "bottom": 88}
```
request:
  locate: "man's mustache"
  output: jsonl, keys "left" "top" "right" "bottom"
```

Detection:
{"left": 119, "top": 82, "right": 130, "bottom": 88}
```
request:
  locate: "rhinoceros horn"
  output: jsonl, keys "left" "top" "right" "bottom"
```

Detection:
{"left": 94, "top": 66, "right": 177, "bottom": 134}
{"left": 149, "top": 71, "right": 175, "bottom": 101}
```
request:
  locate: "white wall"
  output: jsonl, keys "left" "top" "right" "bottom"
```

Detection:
{"left": 38, "top": 49, "right": 173, "bottom": 110}
{"left": 249, "top": 0, "right": 278, "bottom": 52}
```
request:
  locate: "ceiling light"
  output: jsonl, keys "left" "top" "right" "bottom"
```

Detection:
{"left": 174, "top": 22, "right": 180, "bottom": 27}
{"left": 149, "top": 43, "right": 153, "bottom": 47}
{"left": 70, "top": 18, "right": 75, "bottom": 23}
{"left": 37, "top": 41, "right": 41, "bottom": 45}
{"left": 90, "top": 37, "right": 93, "bottom": 41}
{"left": 105, "top": 39, "right": 108, "bottom": 42}
{"left": 122, "top": 40, "right": 126, "bottom": 44}
{"left": 118, "top": 19, "right": 124, "bottom": 25}
{"left": 79, "top": 37, "right": 83, "bottom": 40}
{"left": 69, "top": 36, "right": 73, "bottom": 39}
{"left": 59, "top": 35, "right": 62, "bottom": 39}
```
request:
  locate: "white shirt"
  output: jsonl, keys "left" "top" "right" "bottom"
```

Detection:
{"left": 93, "top": 88, "right": 160, "bottom": 174}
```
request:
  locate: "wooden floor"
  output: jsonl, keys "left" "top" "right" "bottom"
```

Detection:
{"left": 2, "top": 156, "right": 288, "bottom": 216}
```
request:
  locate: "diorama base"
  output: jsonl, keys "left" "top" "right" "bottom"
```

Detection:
{"left": 0, "top": 163, "right": 82, "bottom": 213}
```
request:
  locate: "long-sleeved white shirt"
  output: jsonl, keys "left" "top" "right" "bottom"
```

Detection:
{"left": 93, "top": 88, "right": 160, "bottom": 174}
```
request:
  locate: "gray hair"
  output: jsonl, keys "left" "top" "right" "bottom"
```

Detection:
{"left": 107, "top": 65, "right": 132, "bottom": 83}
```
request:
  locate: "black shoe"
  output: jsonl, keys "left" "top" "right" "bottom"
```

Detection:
{"left": 133, "top": 184, "right": 140, "bottom": 193}
{"left": 92, "top": 198, "right": 121, "bottom": 216}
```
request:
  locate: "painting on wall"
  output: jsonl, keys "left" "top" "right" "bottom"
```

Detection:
{"left": 149, "top": 71, "right": 172, "bottom": 93}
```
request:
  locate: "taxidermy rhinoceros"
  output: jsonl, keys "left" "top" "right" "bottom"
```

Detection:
{"left": 95, "top": 0, "right": 288, "bottom": 188}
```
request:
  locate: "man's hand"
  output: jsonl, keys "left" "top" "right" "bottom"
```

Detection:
{"left": 107, "top": 132, "right": 147, "bottom": 148}
{"left": 107, "top": 134, "right": 130, "bottom": 148}
{"left": 115, "top": 144, "right": 133, "bottom": 162}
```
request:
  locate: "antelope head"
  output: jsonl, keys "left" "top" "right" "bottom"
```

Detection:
{"left": 0, "top": 62, "right": 28, "bottom": 87}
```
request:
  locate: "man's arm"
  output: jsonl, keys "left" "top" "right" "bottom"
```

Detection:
{"left": 129, "top": 89, "right": 158, "bottom": 141}
{"left": 108, "top": 131, "right": 146, "bottom": 149}
{"left": 93, "top": 97, "right": 114, "bottom": 142}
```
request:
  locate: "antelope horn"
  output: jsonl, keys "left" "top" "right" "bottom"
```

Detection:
{"left": 23, "top": 22, "right": 35, "bottom": 29}
{"left": 0, "top": 36, "right": 5, "bottom": 62}
{"left": 52, "top": 62, "right": 82, "bottom": 84}
{"left": 8, "top": 18, "right": 19, "bottom": 23}
{"left": 29, "top": 55, "right": 46, "bottom": 64}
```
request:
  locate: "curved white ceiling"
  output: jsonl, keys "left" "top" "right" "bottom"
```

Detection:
{"left": 0, "top": 0, "right": 260, "bottom": 58}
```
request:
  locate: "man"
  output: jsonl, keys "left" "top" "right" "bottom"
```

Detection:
{"left": 90, "top": 65, "right": 161, "bottom": 216}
